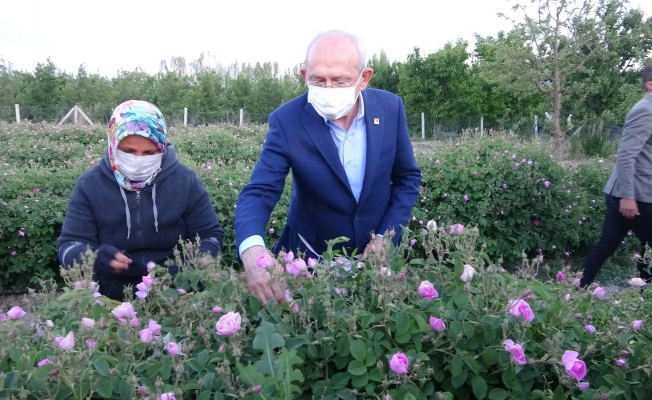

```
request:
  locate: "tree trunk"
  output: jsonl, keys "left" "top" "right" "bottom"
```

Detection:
{"left": 552, "top": 68, "right": 566, "bottom": 159}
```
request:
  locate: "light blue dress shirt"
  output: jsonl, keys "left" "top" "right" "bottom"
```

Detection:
{"left": 239, "top": 96, "right": 368, "bottom": 257}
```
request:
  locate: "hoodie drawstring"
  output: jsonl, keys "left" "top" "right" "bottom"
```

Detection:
{"left": 152, "top": 183, "right": 159, "bottom": 232}
{"left": 119, "top": 187, "right": 131, "bottom": 239}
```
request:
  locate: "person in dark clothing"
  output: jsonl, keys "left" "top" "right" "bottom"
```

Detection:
{"left": 57, "top": 100, "right": 224, "bottom": 300}
{"left": 580, "top": 66, "right": 652, "bottom": 286}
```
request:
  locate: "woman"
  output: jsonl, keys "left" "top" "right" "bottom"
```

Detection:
{"left": 57, "top": 100, "right": 224, "bottom": 300}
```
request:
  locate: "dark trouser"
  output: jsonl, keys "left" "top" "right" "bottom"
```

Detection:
{"left": 580, "top": 194, "right": 652, "bottom": 286}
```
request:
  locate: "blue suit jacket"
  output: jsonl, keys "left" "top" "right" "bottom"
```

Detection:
{"left": 234, "top": 88, "right": 422, "bottom": 258}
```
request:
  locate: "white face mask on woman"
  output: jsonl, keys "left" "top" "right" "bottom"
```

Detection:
{"left": 307, "top": 74, "right": 362, "bottom": 120}
{"left": 113, "top": 150, "right": 163, "bottom": 182}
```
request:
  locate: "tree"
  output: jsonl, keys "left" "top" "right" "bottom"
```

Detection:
{"left": 399, "top": 41, "right": 481, "bottom": 128}
{"left": 479, "top": 0, "right": 609, "bottom": 156}
{"left": 367, "top": 50, "right": 400, "bottom": 94}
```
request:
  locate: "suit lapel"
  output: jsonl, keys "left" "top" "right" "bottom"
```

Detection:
{"left": 357, "top": 91, "right": 384, "bottom": 207}
{"left": 301, "top": 104, "right": 351, "bottom": 192}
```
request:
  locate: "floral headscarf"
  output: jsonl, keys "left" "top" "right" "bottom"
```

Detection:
{"left": 108, "top": 100, "right": 167, "bottom": 190}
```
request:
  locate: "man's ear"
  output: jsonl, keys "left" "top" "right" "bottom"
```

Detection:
{"left": 359, "top": 67, "right": 374, "bottom": 90}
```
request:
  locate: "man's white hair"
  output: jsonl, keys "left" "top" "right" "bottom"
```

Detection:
{"left": 304, "top": 30, "right": 367, "bottom": 72}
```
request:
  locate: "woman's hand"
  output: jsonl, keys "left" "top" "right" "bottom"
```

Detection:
{"left": 94, "top": 244, "right": 132, "bottom": 275}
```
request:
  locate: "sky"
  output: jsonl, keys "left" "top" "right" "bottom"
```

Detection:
{"left": 1, "top": 0, "right": 651, "bottom": 78}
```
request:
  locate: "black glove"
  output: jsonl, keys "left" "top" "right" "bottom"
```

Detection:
{"left": 93, "top": 244, "right": 121, "bottom": 276}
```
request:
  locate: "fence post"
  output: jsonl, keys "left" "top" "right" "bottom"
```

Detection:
{"left": 480, "top": 116, "right": 484, "bottom": 137}
{"left": 15, "top": 104, "right": 20, "bottom": 123}
{"left": 74, "top": 106, "right": 79, "bottom": 124}
{"left": 239, "top": 109, "right": 244, "bottom": 127}
{"left": 184, "top": 107, "right": 188, "bottom": 127}
{"left": 534, "top": 115, "right": 538, "bottom": 138}
{"left": 421, "top": 112, "right": 425, "bottom": 139}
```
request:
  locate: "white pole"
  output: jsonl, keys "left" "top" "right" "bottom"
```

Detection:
{"left": 74, "top": 106, "right": 78, "bottom": 125}
{"left": 534, "top": 115, "right": 538, "bottom": 138}
{"left": 239, "top": 109, "right": 244, "bottom": 127}
{"left": 184, "top": 107, "right": 188, "bottom": 127}
{"left": 421, "top": 112, "right": 425, "bottom": 139}
{"left": 15, "top": 104, "right": 20, "bottom": 123}
{"left": 480, "top": 116, "right": 484, "bottom": 137}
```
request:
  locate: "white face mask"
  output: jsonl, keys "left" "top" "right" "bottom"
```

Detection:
{"left": 113, "top": 150, "right": 163, "bottom": 182}
{"left": 307, "top": 75, "right": 362, "bottom": 120}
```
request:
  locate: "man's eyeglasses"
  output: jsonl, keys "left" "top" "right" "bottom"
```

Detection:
{"left": 307, "top": 80, "right": 355, "bottom": 89}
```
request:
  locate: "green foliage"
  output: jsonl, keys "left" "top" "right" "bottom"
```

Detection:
{"left": 2, "top": 228, "right": 652, "bottom": 399}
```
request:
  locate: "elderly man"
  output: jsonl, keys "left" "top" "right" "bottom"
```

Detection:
{"left": 234, "top": 30, "right": 421, "bottom": 303}
{"left": 580, "top": 65, "right": 652, "bottom": 286}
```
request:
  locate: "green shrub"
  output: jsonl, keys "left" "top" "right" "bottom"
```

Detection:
{"left": 1, "top": 228, "right": 651, "bottom": 399}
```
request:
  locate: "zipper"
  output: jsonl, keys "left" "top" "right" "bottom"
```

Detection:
{"left": 136, "top": 190, "right": 142, "bottom": 249}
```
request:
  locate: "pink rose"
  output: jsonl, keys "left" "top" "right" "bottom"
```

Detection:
{"left": 167, "top": 342, "right": 180, "bottom": 355}
{"left": 398, "top": 272, "right": 406, "bottom": 281}
{"left": 418, "top": 281, "right": 439, "bottom": 299}
{"left": 461, "top": 264, "right": 475, "bottom": 282}
{"left": 111, "top": 302, "right": 137, "bottom": 319}
{"left": 509, "top": 299, "right": 535, "bottom": 322}
{"left": 212, "top": 306, "right": 223, "bottom": 313}
{"left": 141, "top": 275, "right": 154, "bottom": 288}
{"left": 584, "top": 325, "right": 596, "bottom": 334}
{"left": 130, "top": 318, "right": 139, "bottom": 328}
{"left": 562, "top": 350, "right": 586, "bottom": 380}
{"left": 572, "top": 278, "right": 581, "bottom": 286}
{"left": 37, "top": 359, "right": 58, "bottom": 375}
{"left": 7, "top": 306, "right": 26, "bottom": 319}
{"left": 148, "top": 319, "right": 162, "bottom": 335}
{"left": 429, "top": 316, "right": 446, "bottom": 331}
{"left": 81, "top": 317, "right": 95, "bottom": 328}
{"left": 146, "top": 261, "right": 156, "bottom": 271}
{"left": 55, "top": 331, "right": 75, "bottom": 350}
{"left": 256, "top": 253, "right": 274, "bottom": 269}
{"left": 216, "top": 311, "right": 242, "bottom": 336}
{"left": 140, "top": 328, "right": 153, "bottom": 343}
{"left": 544, "top": 181, "right": 550, "bottom": 187}
{"left": 426, "top": 220, "right": 437, "bottom": 230}
{"left": 158, "top": 393, "right": 176, "bottom": 400}
{"left": 632, "top": 320, "right": 643, "bottom": 330}
{"left": 578, "top": 382, "right": 590, "bottom": 391}
{"left": 628, "top": 278, "right": 646, "bottom": 287}
{"left": 283, "top": 251, "right": 294, "bottom": 262}
{"left": 307, "top": 258, "right": 318, "bottom": 267}
{"left": 389, "top": 352, "right": 409, "bottom": 374}
{"left": 286, "top": 259, "right": 307, "bottom": 276}
{"left": 251, "top": 385, "right": 262, "bottom": 393}
{"left": 86, "top": 339, "right": 97, "bottom": 349}
{"left": 556, "top": 271, "right": 565, "bottom": 281}
{"left": 616, "top": 359, "right": 626, "bottom": 367}
{"left": 503, "top": 339, "right": 526, "bottom": 364}
{"left": 593, "top": 287, "right": 606, "bottom": 298}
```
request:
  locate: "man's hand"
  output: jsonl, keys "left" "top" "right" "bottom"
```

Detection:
{"left": 110, "top": 252, "right": 132, "bottom": 273}
{"left": 241, "top": 245, "right": 287, "bottom": 304}
{"left": 620, "top": 198, "right": 640, "bottom": 219}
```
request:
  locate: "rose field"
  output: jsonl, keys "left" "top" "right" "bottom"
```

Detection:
{"left": 1, "top": 121, "right": 652, "bottom": 399}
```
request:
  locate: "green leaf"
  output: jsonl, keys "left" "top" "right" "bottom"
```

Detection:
{"left": 275, "top": 347, "right": 304, "bottom": 398}
{"left": 488, "top": 388, "right": 508, "bottom": 400}
{"left": 93, "top": 359, "right": 111, "bottom": 377}
{"left": 347, "top": 360, "right": 367, "bottom": 376}
{"left": 253, "top": 322, "right": 286, "bottom": 377}
{"left": 8, "top": 348, "right": 22, "bottom": 362}
{"left": 119, "top": 380, "right": 131, "bottom": 400}
{"left": 202, "top": 372, "right": 215, "bottom": 390}
{"left": 351, "top": 374, "right": 369, "bottom": 388}
{"left": 472, "top": 375, "right": 488, "bottom": 399}
{"left": 96, "top": 376, "right": 113, "bottom": 398}
{"left": 451, "top": 356, "right": 463, "bottom": 376}
{"left": 552, "top": 385, "right": 566, "bottom": 400}
{"left": 349, "top": 340, "right": 366, "bottom": 362}
{"left": 396, "top": 310, "right": 411, "bottom": 336}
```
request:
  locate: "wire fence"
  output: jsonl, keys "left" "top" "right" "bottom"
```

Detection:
{"left": 0, "top": 105, "right": 621, "bottom": 141}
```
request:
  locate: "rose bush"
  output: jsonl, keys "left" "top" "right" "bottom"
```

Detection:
{"left": 1, "top": 226, "right": 652, "bottom": 399}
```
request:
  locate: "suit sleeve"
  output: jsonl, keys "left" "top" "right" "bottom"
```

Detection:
{"left": 57, "top": 180, "right": 100, "bottom": 268}
{"left": 183, "top": 173, "right": 224, "bottom": 256}
{"left": 375, "top": 97, "right": 421, "bottom": 242}
{"left": 615, "top": 103, "right": 652, "bottom": 198}
{"left": 234, "top": 112, "right": 291, "bottom": 252}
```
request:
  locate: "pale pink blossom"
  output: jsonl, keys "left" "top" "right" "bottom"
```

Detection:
{"left": 148, "top": 319, "right": 161, "bottom": 335}
{"left": 130, "top": 318, "right": 139, "bottom": 328}
{"left": 140, "top": 328, "right": 153, "bottom": 343}
{"left": 562, "top": 351, "right": 586, "bottom": 380}
{"left": 251, "top": 385, "right": 262, "bottom": 393}
{"left": 593, "top": 287, "right": 606, "bottom": 298}
{"left": 389, "top": 352, "right": 409, "bottom": 374}
{"left": 628, "top": 278, "right": 646, "bottom": 287}
{"left": 585, "top": 325, "right": 596, "bottom": 334}
{"left": 212, "top": 306, "right": 223, "bottom": 313}
{"left": 283, "top": 251, "right": 294, "bottom": 262}
{"left": 81, "top": 317, "right": 95, "bottom": 328}
{"left": 461, "top": 264, "right": 476, "bottom": 282}
{"left": 216, "top": 312, "right": 242, "bottom": 336}
{"left": 86, "top": 339, "right": 97, "bottom": 349}
{"left": 7, "top": 306, "right": 26, "bottom": 319}
{"left": 509, "top": 299, "right": 535, "bottom": 322}
{"left": 578, "top": 382, "right": 589, "bottom": 391}
{"left": 418, "top": 281, "right": 439, "bottom": 299}
{"left": 616, "top": 359, "right": 626, "bottom": 367}
{"left": 176, "top": 288, "right": 186, "bottom": 295}
{"left": 256, "top": 253, "right": 274, "bottom": 269}
{"left": 55, "top": 331, "right": 75, "bottom": 350}
{"left": 37, "top": 359, "right": 57, "bottom": 375}
{"left": 146, "top": 261, "right": 156, "bottom": 271}
{"left": 426, "top": 220, "right": 437, "bottom": 230}
{"left": 429, "top": 316, "right": 446, "bottom": 331}
{"left": 111, "top": 302, "right": 136, "bottom": 319}
{"left": 158, "top": 393, "right": 176, "bottom": 400}
{"left": 167, "top": 342, "right": 180, "bottom": 355}
{"left": 286, "top": 259, "right": 307, "bottom": 276}
{"left": 632, "top": 320, "right": 643, "bottom": 330}
{"left": 307, "top": 258, "right": 318, "bottom": 267}
{"left": 503, "top": 339, "right": 526, "bottom": 364}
